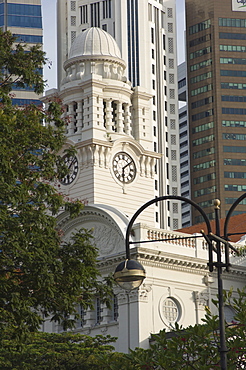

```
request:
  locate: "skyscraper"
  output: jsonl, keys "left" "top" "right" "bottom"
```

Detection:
{"left": 0, "top": 0, "right": 43, "bottom": 105}
{"left": 186, "top": 0, "right": 246, "bottom": 224}
{"left": 56, "top": 0, "right": 181, "bottom": 230}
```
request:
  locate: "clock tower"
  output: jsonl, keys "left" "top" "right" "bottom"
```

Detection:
{"left": 45, "top": 27, "right": 160, "bottom": 233}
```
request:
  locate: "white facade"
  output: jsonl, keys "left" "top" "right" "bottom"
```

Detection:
{"left": 42, "top": 25, "right": 246, "bottom": 353}
{"left": 178, "top": 61, "right": 191, "bottom": 227}
{"left": 42, "top": 208, "right": 246, "bottom": 352}
{"left": 56, "top": 0, "right": 181, "bottom": 230}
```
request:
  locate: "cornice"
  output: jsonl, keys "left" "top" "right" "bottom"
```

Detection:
{"left": 97, "top": 247, "right": 246, "bottom": 279}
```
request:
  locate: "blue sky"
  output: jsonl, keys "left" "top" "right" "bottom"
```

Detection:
{"left": 42, "top": 0, "right": 185, "bottom": 90}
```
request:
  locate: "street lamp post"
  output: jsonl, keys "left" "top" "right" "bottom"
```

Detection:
{"left": 114, "top": 194, "right": 246, "bottom": 370}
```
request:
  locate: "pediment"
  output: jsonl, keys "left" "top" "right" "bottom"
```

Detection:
{"left": 57, "top": 206, "right": 125, "bottom": 258}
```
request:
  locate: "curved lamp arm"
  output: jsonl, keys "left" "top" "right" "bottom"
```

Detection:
{"left": 125, "top": 195, "right": 212, "bottom": 260}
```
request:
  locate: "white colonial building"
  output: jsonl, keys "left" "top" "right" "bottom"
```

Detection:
{"left": 43, "top": 27, "right": 246, "bottom": 353}
{"left": 57, "top": 0, "right": 181, "bottom": 230}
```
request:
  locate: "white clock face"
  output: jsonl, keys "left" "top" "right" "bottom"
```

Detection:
{"left": 60, "top": 155, "right": 78, "bottom": 185}
{"left": 112, "top": 152, "right": 136, "bottom": 183}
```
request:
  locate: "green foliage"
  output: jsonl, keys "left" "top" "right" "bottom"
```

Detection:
{"left": 0, "top": 332, "right": 117, "bottom": 370}
{"left": 126, "top": 288, "right": 246, "bottom": 369}
{"left": 0, "top": 29, "right": 46, "bottom": 101}
{"left": 0, "top": 31, "right": 113, "bottom": 341}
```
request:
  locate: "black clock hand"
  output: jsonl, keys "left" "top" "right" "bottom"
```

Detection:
{"left": 122, "top": 160, "right": 133, "bottom": 170}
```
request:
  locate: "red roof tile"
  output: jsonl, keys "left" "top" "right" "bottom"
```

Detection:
{"left": 178, "top": 213, "right": 246, "bottom": 243}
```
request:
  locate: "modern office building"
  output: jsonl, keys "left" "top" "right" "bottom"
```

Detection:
{"left": 186, "top": 0, "right": 246, "bottom": 224}
{"left": 56, "top": 0, "right": 181, "bottom": 230}
{"left": 178, "top": 61, "right": 191, "bottom": 227}
{"left": 0, "top": 0, "right": 43, "bottom": 105}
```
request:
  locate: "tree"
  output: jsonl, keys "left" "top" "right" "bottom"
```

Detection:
{"left": 126, "top": 288, "right": 246, "bottom": 369}
{"left": 0, "top": 30, "right": 112, "bottom": 341}
{"left": 0, "top": 332, "right": 118, "bottom": 370}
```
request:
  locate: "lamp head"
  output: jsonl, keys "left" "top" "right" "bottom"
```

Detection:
{"left": 114, "top": 259, "right": 146, "bottom": 290}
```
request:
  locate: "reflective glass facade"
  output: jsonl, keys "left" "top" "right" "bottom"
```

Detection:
{"left": 186, "top": 0, "right": 246, "bottom": 222}
{"left": 0, "top": 1, "right": 43, "bottom": 106}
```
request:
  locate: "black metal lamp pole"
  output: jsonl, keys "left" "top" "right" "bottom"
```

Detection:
{"left": 114, "top": 194, "right": 246, "bottom": 369}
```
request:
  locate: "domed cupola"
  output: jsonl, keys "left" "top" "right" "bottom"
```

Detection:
{"left": 69, "top": 27, "right": 122, "bottom": 60}
{"left": 61, "top": 27, "right": 126, "bottom": 87}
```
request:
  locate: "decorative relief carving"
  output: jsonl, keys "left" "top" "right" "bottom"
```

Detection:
{"left": 58, "top": 208, "right": 125, "bottom": 257}
{"left": 193, "top": 290, "right": 209, "bottom": 307}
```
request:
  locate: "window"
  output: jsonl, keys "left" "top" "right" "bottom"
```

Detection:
{"left": 112, "top": 295, "right": 118, "bottom": 321}
{"left": 191, "top": 71, "right": 212, "bottom": 84}
{"left": 170, "top": 89, "right": 175, "bottom": 99}
{"left": 223, "top": 133, "right": 246, "bottom": 140}
{"left": 170, "top": 119, "right": 175, "bottom": 129}
{"left": 152, "top": 64, "right": 155, "bottom": 74}
{"left": 224, "top": 158, "right": 246, "bottom": 166}
{"left": 6, "top": 3, "right": 42, "bottom": 27}
{"left": 80, "top": 5, "right": 88, "bottom": 24}
{"left": 221, "top": 120, "right": 246, "bottom": 127}
{"left": 219, "top": 17, "right": 246, "bottom": 28}
{"left": 225, "top": 184, "right": 246, "bottom": 191}
{"left": 197, "top": 200, "right": 214, "bottom": 208}
{"left": 220, "top": 32, "right": 246, "bottom": 40}
{"left": 163, "top": 35, "right": 166, "bottom": 50}
{"left": 226, "top": 197, "right": 246, "bottom": 204}
{"left": 221, "top": 70, "right": 246, "bottom": 77}
{"left": 190, "top": 58, "right": 212, "bottom": 72}
{"left": 190, "top": 46, "right": 212, "bottom": 60}
{"left": 102, "top": 0, "right": 112, "bottom": 19}
{"left": 193, "top": 160, "right": 216, "bottom": 172}
{"left": 77, "top": 304, "right": 86, "bottom": 327}
{"left": 180, "top": 150, "right": 188, "bottom": 159}
{"left": 222, "top": 95, "right": 246, "bottom": 102}
{"left": 171, "top": 134, "right": 176, "bottom": 145}
{"left": 220, "top": 57, "right": 246, "bottom": 65}
{"left": 192, "top": 109, "right": 214, "bottom": 122}
{"left": 167, "top": 8, "right": 173, "bottom": 18}
{"left": 178, "top": 78, "right": 186, "bottom": 89}
{"left": 221, "top": 35, "right": 246, "bottom": 46}
{"left": 191, "top": 97, "right": 213, "bottom": 109}
{"left": 151, "top": 28, "right": 154, "bottom": 43}
{"left": 222, "top": 108, "right": 246, "bottom": 116}
{"left": 71, "top": 1, "right": 76, "bottom": 11}
{"left": 168, "top": 23, "right": 173, "bottom": 32}
{"left": 170, "top": 104, "right": 175, "bottom": 114}
{"left": 190, "top": 34, "right": 211, "bottom": 47}
{"left": 191, "top": 84, "right": 213, "bottom": 97}
{"left": 189, "top": 19, "right": 211, "bottom": 35}
{"left": 71, "top": 31, "right": 76, "bottom": 44}
{"left": 192, "top": 121, "right": 214, "bottom": 133}
{"left": 225, "top": 172, "right": 246, "bottom": 179}
{"left": 173, "top": 203, "right": 178, "bottom": 213}
{"left": 172, "top": 165, "right": 177, "bottom": 181}
{"left": 192, "top": 134, "right": 214, "bottom": 147}
{"left": 193, "top": 147, "right": 215, "bottom": 159}
{"left": 224, "top": 146, "right": 246, "bottom": 153}
{"left": 90, "top": 2, "right": 100, "bottom": 27}
{"left": 193, "top": 172, "right": 216, "bottom": 185}
{"left": 169, "top": 58, "right": 174, "bottom": 68}
{"left": 169, "top": 74, "right": 174, "bottom": 84}
{"left": 194, "top": 186, "right": 216, "bottom": 197}
{"left": 152, "top": 80, "right": 155, "bottom": 89}
{"left": 71, "top": 16, "right": 76, "bottom": 26}
{"left": 168, "top": 38, "right": 174, "bottom": 53}
{"left": 96, "top": 298, "right": 103, "bottom": 325}
{"left": 171, "top": 150, "right": 176, "bottom": 160}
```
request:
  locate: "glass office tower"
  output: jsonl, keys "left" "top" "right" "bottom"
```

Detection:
{"left": 0, "top": 0, "right": 43, "bottom": 105}
{"left": 186, "top": 0, "right": 246, "bottom": 223}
